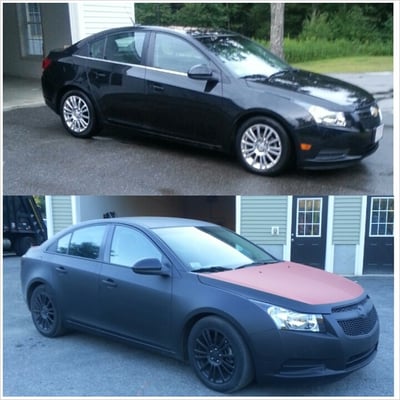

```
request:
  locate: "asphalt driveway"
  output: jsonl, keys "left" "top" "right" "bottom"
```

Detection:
{"left": 2, "top": 72, "right": 394, "bottom": 195}
{"left": 3, "top": 256, "right": 394, "bottom": 396}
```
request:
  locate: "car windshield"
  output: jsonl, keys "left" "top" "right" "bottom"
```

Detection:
{"left": 154, "top": 225, "right": 277, "bottom": 272}
{"left": 196, "top": 34, "right": 290, "bottom": 79}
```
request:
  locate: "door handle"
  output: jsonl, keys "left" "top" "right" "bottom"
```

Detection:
{"left": 93, "top": 71, "right": 107, "bottom": 79}
{"left": 102, "top": 278, "right": 117, "bottom": 288}
{"left": 152, "top": 84, "right": 165, "bottom": 92}
{"left": 55, "top": 266, "right": 67, "bottom": 274}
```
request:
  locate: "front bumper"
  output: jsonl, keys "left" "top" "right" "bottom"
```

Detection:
{"left": 294, "top": 102, "right": 383, "bottom": 169}
{"left": 251, "top": 298, "right": 379, "bottom": 381}
{"left": 296, "top": 125, "right": 382, "bottom": 170}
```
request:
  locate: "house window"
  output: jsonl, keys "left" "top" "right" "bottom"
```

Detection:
{"left": 369, "top": 197, "right": 394, "bottom": 237}
{"left": 18, "top": 3, "right": 43, "bottom": 56}
{"left": 296, "top": 197, "right": 322, "bottom": 237}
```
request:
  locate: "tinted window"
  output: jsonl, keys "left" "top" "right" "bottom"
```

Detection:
{"left": 89, "top": 37, "right": 106, "bottom": 58}
{"left": 110, "top": 226, "right": 162, "bottom": 267}
{"left": 104, "top": 31, "right": 145, "bottom": 65}
{"left": 198, "top": 35, "right": 289, "bottom": 78}
{"left": 68, "top": 225, "right": 106, "bottom": 260}
{"left": 153, "top": 33, "right": 208, "bottom": 73}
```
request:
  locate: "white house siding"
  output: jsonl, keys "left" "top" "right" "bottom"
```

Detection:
{"left": 239, "top": 196, "right": 288, "bottom": 259}
{"left": 68, "top": 2, "right": 135, "bottom": 42}
{"left": 331, "top": 196, "right": 363, "bottom": 275}
{"left": 45, "top": 196, "right": 73, "bottom": 237}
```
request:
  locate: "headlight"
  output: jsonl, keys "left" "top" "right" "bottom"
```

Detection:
{"left": 251, "top": 300, "right": 325, "bottom": 332}
{"left": 267, "top": 305, "right": 324, "bottom": 332}
{"left": 308, "top": 105, "right": 347, "bottom": 127}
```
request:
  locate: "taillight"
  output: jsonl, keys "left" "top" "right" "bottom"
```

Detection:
{"left": 42, "top": 57, "right": 52, "bottom": 70}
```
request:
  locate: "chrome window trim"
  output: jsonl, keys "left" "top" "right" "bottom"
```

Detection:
{"left": 73, "top": 54, "right": 188, "bottom": 77}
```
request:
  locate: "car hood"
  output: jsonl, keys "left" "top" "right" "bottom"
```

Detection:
{"left": 252, "top": 69, "right": 374, "bottom": 108}
{"left": 199, "top": 261, "right": 364, "bottom": 305}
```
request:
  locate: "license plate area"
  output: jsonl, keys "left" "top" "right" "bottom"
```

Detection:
{"left": 375, "top": 124, "right": 384, "bottom": 142}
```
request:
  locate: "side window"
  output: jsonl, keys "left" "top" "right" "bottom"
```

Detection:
{"left": 153, "top": 33, "right": 208, "bottom": 73}
{"left": 110, "top": 226, "right": 162, "bottom": 267}
{"left": 56, "top": 233, "right": 72, "bottom": 254}
{"left": 104, "top": 31, "right": 146, "bottom": 65}
{"left": 89, "top": 37, "right": 106, "bottom": 59}
{"left": 68, "top": 225, "right": 106, "bottom": 260}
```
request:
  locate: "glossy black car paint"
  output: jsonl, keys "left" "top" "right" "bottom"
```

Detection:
{"left": 21, "top": 217, "right": 379, "bottom": 392}
{"left": 41, "top": 26, "right": 383, "bottom": 175}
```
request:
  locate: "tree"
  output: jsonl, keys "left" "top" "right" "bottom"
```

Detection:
{"left": 270, "top": 3, "right": 285, "bottom": 59}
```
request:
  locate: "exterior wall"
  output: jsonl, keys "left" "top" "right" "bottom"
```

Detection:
{"left": 77, "top": 196, "right": 185, "bottom": 222}
{"left": 334, "top": 245, "right": 357, "bottom": 275}
{"left": 45, "top": 196, "right": 73, "bottom": 237}
{"left": 3, "top": 2, "right": 134, "bottom": 79}
{"left": 239, "top": 196, "right": 288, "bottom": 259}
{"left": 3, "top": 3, "right": 71, "bottom": 79}
{"left": 68, "top": 2, "right": 135, "bottom": 42}
{"left": 41, "top": 4, "right": 72, "bottom": 54}
{"left": 47, "top": 196, "right": 235, "bottom": 237}
{"left": 238, "top": 196, "right": 369, "bottom": 275}
{"left": 331, "top": 196, "right": 363, "bottom": 275}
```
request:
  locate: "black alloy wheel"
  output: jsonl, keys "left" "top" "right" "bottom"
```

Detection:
{"left": 60, "top": 90, "right": 97, "bottom": 138}
{"left": 188, "top": 316, "right": 253, "bottom": 393}
{"left": 236, "top": 116, "right": 292, "bottom": 176}
{"left": 30, "top": 285, "right": 65, "bottom": 337}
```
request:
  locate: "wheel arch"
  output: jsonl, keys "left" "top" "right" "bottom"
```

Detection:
{"left": 56, "top": 85, "right": 102, "bottom": 126}
{"left": 231, "top": 109, "right": 298, "bottom": 158}
{"left": 26, "top": 280, "right": 51, "bottom": 311}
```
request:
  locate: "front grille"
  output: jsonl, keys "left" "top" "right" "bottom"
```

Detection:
{"left": 337, "top": 306, "right": 378, "bottom": 336}
{"left": 332, "top": 297, "right": 368, "bottom": 314}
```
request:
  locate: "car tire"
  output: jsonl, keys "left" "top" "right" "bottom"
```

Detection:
{"left": 60, "top": 90, "right": 97, "bottom": 138}
{"left": 188, "top": 316, "right": 254, "bottom": 393}
{"left": 236, "top": 117, "right": 292, "bottom": 176}
{"left": 30, "top": 285, "right": 65, "bottom": 337}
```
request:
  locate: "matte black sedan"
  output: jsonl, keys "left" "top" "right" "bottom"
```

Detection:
{"left": 41, "top": 26, "right": 383, "bottom": 176}
{"left": 21, "top": 217, "right": 379, "bottom": 393}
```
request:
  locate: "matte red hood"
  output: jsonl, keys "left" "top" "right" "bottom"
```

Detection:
{"left": 204, "top": 261, "right": 363, "bottom": 305}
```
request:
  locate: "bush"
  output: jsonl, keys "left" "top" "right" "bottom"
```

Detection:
{"left": 258, "top": 38, "right": 393, "bottom": 63}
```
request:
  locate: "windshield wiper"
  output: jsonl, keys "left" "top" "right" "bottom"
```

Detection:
{"left": 240, "top": 74, "right": 269, "bottom": 81}
{"left": 268, "top": 67, "right": 298, "bottom": 81}
{"left": 236, "top": 260, "right": 280, "bottom": 269}
{"left": 192, "top": 266, "right": 231, "bottom": 273}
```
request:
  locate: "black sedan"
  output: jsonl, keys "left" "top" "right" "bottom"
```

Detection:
{"left": 41, "top": 26, "right": 383, "bottom": 176}
{"left": 21, "top": 217, "right": 379, "bottom": 393}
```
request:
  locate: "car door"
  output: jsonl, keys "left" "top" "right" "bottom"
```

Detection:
{"left": 98, "top": 224, "right": 173, "bottom": 350}
{"left": 143, "top": 32, "right": 226, "bottom": 145}
{"left": 86, "top": 30, "right": 148, "bottom": 128}
{"left": 46, "top": 224, "right": 108, "bottom": 326}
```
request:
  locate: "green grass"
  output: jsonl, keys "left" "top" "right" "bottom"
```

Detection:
{"left": 292, "top": 56, "right": 393, "bottom": 74}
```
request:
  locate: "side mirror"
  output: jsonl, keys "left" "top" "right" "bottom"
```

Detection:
{"left": 133, "top": 258, "right": 170, "bottom": 277}
{"left": 188, "top": 64, "right": 217, "bottom": 81}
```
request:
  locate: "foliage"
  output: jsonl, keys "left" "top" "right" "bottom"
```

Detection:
{"left": 277, "top": 38, "right": 393, "bottom": 64}
{"left": 299, "top": 5, "right": 392, "bottom": 43}
{"left": 135, "top": 3, "right": 392, "bottom": 41}
{"left": 134, "top": 3, "right": 393, "bottom": 61}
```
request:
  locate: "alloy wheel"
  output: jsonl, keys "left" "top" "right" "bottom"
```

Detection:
{"left": 31, "top": 291, "right": 56, "bottom": 333}
{"left": 193, "top": 328, "right": 236, "bottom": 384}
{"left": 240, "top": 123, "right": 283, "bottom": 171}
{"left": 62, "top": 95, "right": 91, "bottom": 134}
